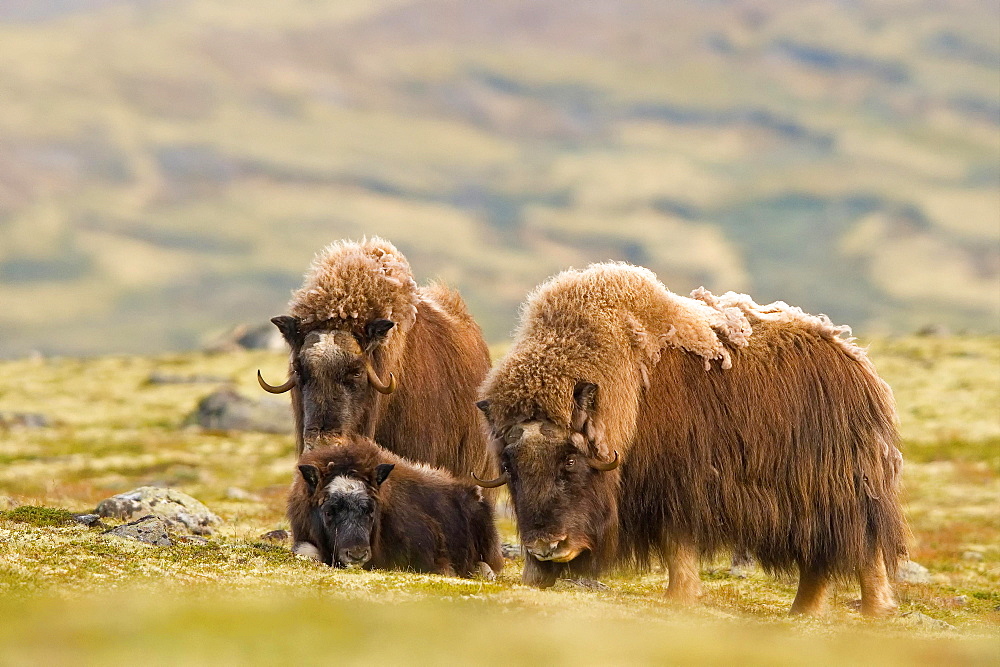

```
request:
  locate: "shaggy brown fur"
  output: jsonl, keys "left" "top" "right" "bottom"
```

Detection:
{"left": 272, "top": 237, "right": 493, "bottom": 480}
{"left": 478, "top": 262, "right": 907, "bottom": 615}
{"left": 287, "top": 435, "right": 504, "bottom": 577}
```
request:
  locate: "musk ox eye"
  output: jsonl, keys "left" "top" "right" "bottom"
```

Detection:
{"left": 565, "top": 457, "right": 576, "bottom": 469}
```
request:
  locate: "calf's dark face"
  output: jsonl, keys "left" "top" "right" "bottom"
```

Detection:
{"left": 477, "top": 382, "right": 619, "bottom": 587}
{"left": 270, "top": 316, "right": 395, "bottom": 448}
{"left": 298, "top": 463, "right": 394, "bottom": 568}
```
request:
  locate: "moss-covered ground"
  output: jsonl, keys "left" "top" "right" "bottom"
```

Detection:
{"left": 0, "top": 337, "right": 997, "bottom": 664}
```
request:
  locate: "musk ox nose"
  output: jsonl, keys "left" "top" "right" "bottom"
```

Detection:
{"left": 526, "top": 537, "right": 567, "bottom": 561}
{"left": 338, "top": 546, "right": 371, "bottom": 567}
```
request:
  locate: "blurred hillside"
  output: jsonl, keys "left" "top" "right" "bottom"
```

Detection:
{"left": 0, "top": 0, "right": 997, "bottom": 357}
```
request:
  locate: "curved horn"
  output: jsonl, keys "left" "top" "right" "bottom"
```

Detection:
{"left": 587, "top": 450, "right": 620, "bottom": 472}
{"left": 366, "top": 361, "right": 397, "bottom": 395}
{"left": 472, "top": 471, "right": 509, "bottom": 488}
{"left": 257, "top": 369, "right": 296, "bottom": 394}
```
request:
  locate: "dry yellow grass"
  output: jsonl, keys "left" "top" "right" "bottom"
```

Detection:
{"left": 0, "top": 336, "right": 998, "bottom": 663}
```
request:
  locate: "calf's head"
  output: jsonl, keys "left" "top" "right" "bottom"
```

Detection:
{"left": 297, "top": 459, "right": 394, "bottom": 568}
{"left": 476, "top": 381, "right": 620, "bottom": 587}
{"left": 259, "top": 315, "right": 397, "bottom": 448}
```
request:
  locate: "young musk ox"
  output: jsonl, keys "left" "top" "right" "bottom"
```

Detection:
{"left": 288, "top": 434, "right": 504, "bottom": 577}
{"left": 258, "top": 237, "right": 494, "bottom": 481}
{"left": 474, "top": 262, "right": 907, "bottom": 617}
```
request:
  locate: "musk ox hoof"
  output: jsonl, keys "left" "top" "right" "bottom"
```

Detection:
{"left": 555, "top": 578, "right": 609, "bottom": 591}
{"left": 473, "top": 561, "right": 497, "bottom": 581}
{"left": 292, "top": 541, "right": 322, "bottom": 561}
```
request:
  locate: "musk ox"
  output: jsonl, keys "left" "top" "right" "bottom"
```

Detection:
{"left": 288, "top": 434, "right": 504, "bottom": 577}
{"left": 474, "top": 262, "right": 907, "bottom": 617}
{"left": 259, "top": 237, "right": 493, "bottom": 479}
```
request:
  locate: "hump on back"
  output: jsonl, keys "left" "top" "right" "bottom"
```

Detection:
{"left": 474, "top": 262, "right": 907, "bottom": 618}
{"left": 259, "top": 237, "right": 493, "bottom": 480}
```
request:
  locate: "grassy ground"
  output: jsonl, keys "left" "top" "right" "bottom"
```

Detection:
{"left": 0, "top": 336, "right": 997, "bottom": 664}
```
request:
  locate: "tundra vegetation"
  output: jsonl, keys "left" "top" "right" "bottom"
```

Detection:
{"left": 0, "top": 336, "right": 997, "bottom": 664}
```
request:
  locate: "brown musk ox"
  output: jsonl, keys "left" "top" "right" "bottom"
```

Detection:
{"left": 259, "top": 237, "right": 493, "bottom": 480}
{"left": 474, "top": 262, "right": 907, "bottom": 617}
{"left": 288, "top": 434, "right": 504, "bottom": 577}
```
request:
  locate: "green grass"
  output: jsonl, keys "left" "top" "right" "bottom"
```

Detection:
{"left": 0, "top": 506, "right": 79, "bottom": 527}
{"left": 0, "top": 337, "right": 998, "bottom": 662}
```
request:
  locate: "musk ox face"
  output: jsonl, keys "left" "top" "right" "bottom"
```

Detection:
{"left": 266, "top": 316, "right": 397, "bottom": 449}
{"left": 477, "top": 382, "right": 620, "bottom": 586}
{"left": 298, "top": 461, "right": 394, "bottom": 568}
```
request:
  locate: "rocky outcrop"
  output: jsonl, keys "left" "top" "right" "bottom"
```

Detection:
{"left": 104, "top": 515, "right": 172, "bottom": 546}
{"left": 186, "top": 387, "right": 292, "bottom": 434}
{"left": 97, "top": 487, "right": 220, "bottom": 536}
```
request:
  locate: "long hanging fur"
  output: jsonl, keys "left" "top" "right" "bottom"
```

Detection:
{"left": 483, "top": 262, "right": 907, "bottom": 579}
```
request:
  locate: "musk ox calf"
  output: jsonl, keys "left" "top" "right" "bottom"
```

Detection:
{"left": 288, "top": 434, "right": 504, "bottom": 577}
{"left": 475, "top": 262, "right": 907, "bottom": 617}
{"left": 258, "top": 237, "right": 494, "bottom": 481}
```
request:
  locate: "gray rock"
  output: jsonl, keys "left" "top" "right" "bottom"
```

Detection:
{"left": 206, "top": 323, "right": 285, "bottom": 353}
{"left": 501, "top": 543, "right": 522, "bottom": 560}
{"left": 896, "top": 559, "right": 932, "bottom": 584}
{"left": 146, "top": 372, "right": 231, "bottom": 385}
{"left": 97, "top": 486, "right": 221, "bottom": 536}
{"left": 186, "top": 387, "right": 292, "bottom": 434}
{"left": 261, "top": 529, "right": 290, "bottom": 542}
{"left": 899, "top": 611, "right": 955, "bottom": 630}
{"left": 236, "top": 323, "right": 285, "bottom": 351}
{"left": 225, "top": 487, "right": 259, "bottom": 502}
{"left": 961, "top": 551, "right": 984, "bottom": 562}
{"left": 71, "top": 513, "right": 106, "bottom": 528}
{"left": 0, "top": 412, "right": 51, "bottom": 428}
{"left": 105, "top": 515, "right": 172, "bottom": 546}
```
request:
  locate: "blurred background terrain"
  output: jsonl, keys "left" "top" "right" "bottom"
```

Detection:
{"left": 0, "top": 0, "right": 997, "bottom": 357}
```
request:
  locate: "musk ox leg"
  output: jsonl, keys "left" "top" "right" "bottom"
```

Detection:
{"left": 523, "top": 556, "right": 561, "bottom": 588}
{"left": 858, "top": 552, "right": 898, "bottom": 618}
{"left": 789, "top": 563, "right": 830, "bottom": 616}
{"left": 474, "top": 561, "right": 497, "bottom": 581}
{"left": 664, "top": 540, "right": 702, "bottom": 603}
{"left": 292, "top": 541, "right": 322, "bottom": 562}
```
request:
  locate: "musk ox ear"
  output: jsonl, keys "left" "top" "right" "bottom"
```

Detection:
{"left": 374, "top": 463, "right": 394, "bottom": 486}
{"left": 271, "top": 316, "right": 301, "bottom": 343}
{"left": 298, "top": 464, "right": 322, "bottom": 492}
{"left": 364, "top": 318, "right": 395, "bottom": 352}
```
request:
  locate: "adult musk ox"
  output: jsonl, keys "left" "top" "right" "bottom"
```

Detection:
{"left": 259, "top": 237, "right": 493, "bottom": 479}
{"left": 475, "top": 262, "right": 907, "bottom": 617}
{"left": 288, "top": 434, "right": 504, "bottom": 577}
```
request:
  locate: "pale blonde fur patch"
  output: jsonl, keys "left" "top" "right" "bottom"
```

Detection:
{"left": 689, "top": 287, "right": 866, "bottom": 362}
{"left": 289, "top": 237, "right": 420, "bottom": 334}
